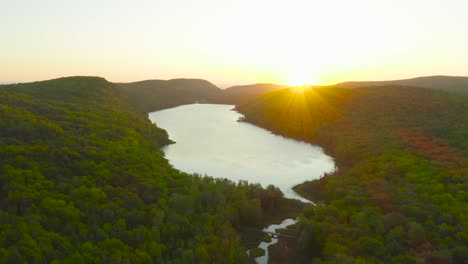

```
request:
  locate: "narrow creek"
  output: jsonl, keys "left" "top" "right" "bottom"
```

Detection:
{"left": 248, "top": 218, "right": 298, "bottom": 264}
{"left": 148, "top": 104, "right": 335, "bottom": 263}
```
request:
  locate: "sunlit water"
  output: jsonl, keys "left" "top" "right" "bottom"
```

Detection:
{"left": 148, "top": 104, "right": 335, "bottom": 203}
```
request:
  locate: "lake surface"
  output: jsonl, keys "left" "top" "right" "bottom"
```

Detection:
{"left": 148, "top": 104, "right": 335, "bottom": 202}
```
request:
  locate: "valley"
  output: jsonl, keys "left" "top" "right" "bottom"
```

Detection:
{"left": 0, "top": 76, "right": 467, "bottom": 263}
{"left": 3, "top": 1, "right": 468, "bottom": 263}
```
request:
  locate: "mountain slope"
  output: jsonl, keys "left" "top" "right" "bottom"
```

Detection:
{"left": 236, "top": 85, "right": 468, "bottom": 263}
{"left": 0, "top": 76, "right": 301, "bottom": 263}
{"left": 336, "top": 75, "right": 468, "bottom": 93}
{"left": 115, "top": 78, "right": 222, "bottom": 112}
{"left": 235, "top": 87, "right": 350, "bottom": 140}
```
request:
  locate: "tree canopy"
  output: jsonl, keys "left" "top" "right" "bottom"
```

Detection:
{"left": 0, "top": 77, "right": 301, "bottom": 263}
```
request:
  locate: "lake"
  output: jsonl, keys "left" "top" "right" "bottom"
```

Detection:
{"left": 148, "top": 104, "right": 335, "bottom": 202}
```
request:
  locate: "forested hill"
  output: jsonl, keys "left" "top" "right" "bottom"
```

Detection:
{"left": 235, "top": 87, "right": 350, "bottom": 140}
{"left": 213, "top": 83, "right": 287, "bottom": 104}
{"left": 115, "top": 78, "right": 222, "bottom": 112}
{"left": 236, "top": 86, "right": 468, "bottom": 263}
{"left": 0, "top": 76, "right": 301, "bottom": 263}
{"left": 116, "top": 80, "right": 288, "bottom": 112}
{"left": 336, "top": 75, "right": 468, "bottom": 93}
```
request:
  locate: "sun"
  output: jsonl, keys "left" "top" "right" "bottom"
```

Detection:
{"left": 288, "top": 75, "right": 310, "bottom": 87}
{"left": 287, "top": 71, "right": 316, "bottom": 93}
{"left": 290, "top": 85, "right": 308, "bottom": 94}
{"left": 287, "top": 70, "right": 318, "bottom": 87}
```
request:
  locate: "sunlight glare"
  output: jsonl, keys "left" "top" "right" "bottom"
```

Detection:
{"left": 288, "top": 71, "right": 313, "bottom": 87}
{"left": 291, "top": 85, "right": 309, "bottom": 94}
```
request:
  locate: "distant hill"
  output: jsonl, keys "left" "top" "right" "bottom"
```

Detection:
{"left": 335, "top": 75, "right": 468, "bottom": 93}
{"left": 213, "top": 83, "right": 287, "bottom": 104}
{"left": 115, "top": 81, "right": 288, "bottom": 111}
{"left": 115, "top": 78, "right": 222, "bottom": 112}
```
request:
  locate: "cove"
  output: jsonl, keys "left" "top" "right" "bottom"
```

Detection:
{"left": 148, "top": 104, "right": 335, "bottom": 203}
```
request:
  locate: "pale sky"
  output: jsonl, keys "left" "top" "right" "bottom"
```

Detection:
{"left": 2, "top": 0, "right": 468, "bottom": 87}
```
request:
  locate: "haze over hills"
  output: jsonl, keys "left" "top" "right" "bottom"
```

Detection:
{"left": 335, "top": 75, "right": 468, "bottom": 93}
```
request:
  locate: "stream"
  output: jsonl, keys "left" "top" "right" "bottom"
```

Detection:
{"left": 248, "top": 218, "right": 297, "bottom": 264}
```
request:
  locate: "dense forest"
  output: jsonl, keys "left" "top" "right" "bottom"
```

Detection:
{"left": 0, "top": 77, "right": 301, "bottom": 263}
{"left": 236, "top": 86, "right": 468, "bottom": 263}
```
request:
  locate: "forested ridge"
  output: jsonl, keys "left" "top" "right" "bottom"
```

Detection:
{"left": 236, "top": 86, "right": 468, "bottom": 263}
{"left": 112, "top": 75, "right": 468, "bottom": 114}
{"left": 0, "top": 77, "right": 300, "bottom": 263}
{"left": 336, "top": 75, "right": 468, "bottom": 94}
{"left": 212, "top": 84, "right": 288, "bottom": 105}
{"left": 115, "top": 79, "right": 222, "bottom": 113}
